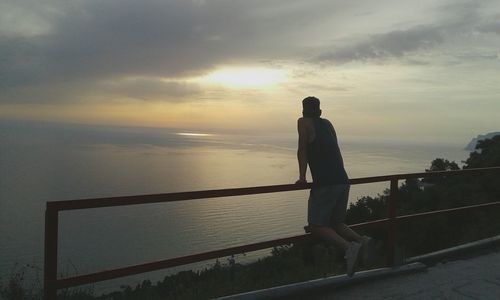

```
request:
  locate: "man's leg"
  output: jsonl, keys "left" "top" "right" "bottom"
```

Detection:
{"left": 309, "top": 225, "right": 350, "bottom": 250}
{"left": 332, "top": 222, "right": 363, "bottom": 243}
{"left": 310, "top": 224, "right": 362, "bottom": 277}
{"left": 334, "top": 222, "right": 374, "bottom": 268}
{"left": 308, "top": 185, "right": 362, "bottom": 277}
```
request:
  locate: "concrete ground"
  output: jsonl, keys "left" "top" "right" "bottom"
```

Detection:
{"left": 311, "top": 250, "right": 500, "bottom": 300}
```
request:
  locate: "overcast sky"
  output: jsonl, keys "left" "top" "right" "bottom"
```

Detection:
{"left": 1, "top": 0, "right": 499, "bottom": 143}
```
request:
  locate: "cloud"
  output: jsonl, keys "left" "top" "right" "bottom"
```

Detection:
{"left": 0, "top": 0, "right": 342, "bottom": 83}
{"left": 99, "top": 78, "right": 202, "bottom": 102}
{"left": 315, "top": 1, "right": 500, "bottom": 64}
{"left": 1, "top": 76, "right": 202, "bottom": 104}
{"left": 0, "top": 0, "right": 347, "bottom": 104}
{"left": 479, "top": 22, "right": 500, "bottom": 35}
{"left": 0, "top": 35, "right": 47, "bottom": 87}
{"left": 1, "top": 0, "right": 499, "bottom": 106}
{"left": 317, "top": 25, "right": 444, "bottom": 63}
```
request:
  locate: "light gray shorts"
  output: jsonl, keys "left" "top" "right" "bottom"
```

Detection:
{"left": 308, "top": 184, "right": 350, "bottom": 226}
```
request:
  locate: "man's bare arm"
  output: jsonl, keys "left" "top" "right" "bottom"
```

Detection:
{"left": 296, "top": 118, "right": 309, "bottom": 183}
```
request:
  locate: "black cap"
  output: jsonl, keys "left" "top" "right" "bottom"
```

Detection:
{"left": 302, "top": 96, "right": 321, "bottom": 117}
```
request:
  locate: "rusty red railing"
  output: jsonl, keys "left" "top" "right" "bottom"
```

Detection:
{"left": 44, "top": 167, "right": 500, "bottom": 299}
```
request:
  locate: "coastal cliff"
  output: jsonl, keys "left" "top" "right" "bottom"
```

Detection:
{"left": 465, "top": 132, "right": 500, "bottom": 151}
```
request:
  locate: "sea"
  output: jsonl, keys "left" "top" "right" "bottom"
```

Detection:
{"left": 0, "top": 120, "right": 470, "bottom": 293}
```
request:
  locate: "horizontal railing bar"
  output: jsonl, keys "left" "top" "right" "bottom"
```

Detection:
{"left": 49, "top": 184, "right": 311, "bottom": 211}
{"left": 55, "top": 234, "right": 312, "bottom": 288}
{"left": 48, "top": 167, "right": 500, "bottom": 211}
{"left": 54, "top": 219, "right": 388, "bottom": 289}
{"left": 396, "top": 200, "right": 500, "bottom": 222}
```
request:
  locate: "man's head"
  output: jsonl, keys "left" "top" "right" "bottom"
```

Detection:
{"left": 302, "top": 96, "right": 321, "bottom": 118}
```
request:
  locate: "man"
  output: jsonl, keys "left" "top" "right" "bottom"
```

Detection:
{"left": 296, "top": 96, "right": 368, "bottom": 277}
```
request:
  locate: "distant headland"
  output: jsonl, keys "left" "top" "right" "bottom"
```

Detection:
{"left": 465, "top": 132, "right": 500, "bottom": 151}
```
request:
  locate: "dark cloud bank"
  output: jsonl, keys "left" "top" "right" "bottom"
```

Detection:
{"left": 1, "top": 0, "right": 499, "bottom": 104}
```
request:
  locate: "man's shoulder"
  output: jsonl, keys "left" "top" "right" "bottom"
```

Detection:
{"left": 320, "top": 118, "right": 334, "bottom": 127}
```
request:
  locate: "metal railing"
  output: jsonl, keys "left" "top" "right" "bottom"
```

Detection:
{"left": 44, "top": 167, "right": 500, "bottom": 299}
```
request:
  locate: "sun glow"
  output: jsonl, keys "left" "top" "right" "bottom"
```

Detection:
{"left": 201, "top": 67, "right": 287, "bottom": 88}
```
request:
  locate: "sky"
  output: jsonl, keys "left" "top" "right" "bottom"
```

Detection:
{"left": 1, "top": 0, "right": 499, "bottom": 144}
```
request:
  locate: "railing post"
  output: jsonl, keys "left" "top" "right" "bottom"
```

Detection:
{"left": 44, "top": 206, "right": 59, "bottom": 300}
{"left": 386, "top": 179, "right": 398, "bottom": 266}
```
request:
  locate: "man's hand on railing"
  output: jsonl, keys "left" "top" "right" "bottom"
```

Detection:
{"left": 295, "top": 178, "right": 307, "bottom": 184}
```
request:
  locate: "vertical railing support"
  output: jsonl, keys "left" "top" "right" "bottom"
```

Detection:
{"left": 386, "top": 179, "right": 398, "bottom": 266}
{"left": 44, "top": 205, "right": 59, "bottom": 300}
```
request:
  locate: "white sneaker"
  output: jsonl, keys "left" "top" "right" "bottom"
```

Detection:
{"left": 344, "top": 241, "right": 361, "bottom": 277}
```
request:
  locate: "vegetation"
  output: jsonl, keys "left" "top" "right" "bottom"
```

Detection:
{"left": 0, "top": 264, "right": 41, "bottom": 300}
{"left": 2, "top": 136, "right": 500, "bottom": 300}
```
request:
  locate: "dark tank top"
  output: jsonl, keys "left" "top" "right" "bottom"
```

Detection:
{"left": 307, "top": 118, "right": 348, "bottom": 186}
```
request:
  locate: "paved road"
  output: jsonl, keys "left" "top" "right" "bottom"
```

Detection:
{"left": 312, "top": 250, "right": 500, "bottom": 300}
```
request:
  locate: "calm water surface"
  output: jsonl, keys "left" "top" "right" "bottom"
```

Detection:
{"left": 0, "top": 121, "right": 469, "bottom": 292}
